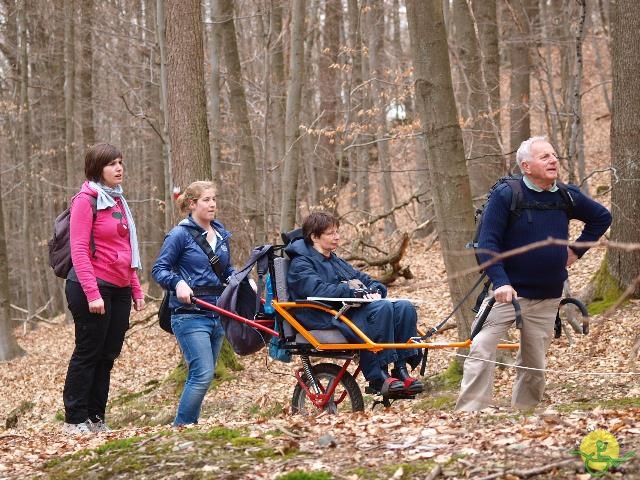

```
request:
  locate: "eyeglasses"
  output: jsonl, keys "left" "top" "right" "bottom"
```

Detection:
{"left": 322, "top": 230, "right": 340, "bottom": 237}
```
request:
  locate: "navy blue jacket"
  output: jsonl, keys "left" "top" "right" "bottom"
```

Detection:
{"left": 152, "top": 215, "right": 234, "bottom": 312}
{"left": 478, "top": 179, "right": 611, "bottom": 298}
{"left": 284, "top": 239, "right": 387, "bottom": 330}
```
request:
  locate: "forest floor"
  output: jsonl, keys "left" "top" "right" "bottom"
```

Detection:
{"left": 0, "top": 237, "right": 639, "bottom": 480}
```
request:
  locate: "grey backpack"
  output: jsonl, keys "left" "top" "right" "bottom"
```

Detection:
{"left": 217, "top": 245, "right": 273, "bottom": 355}
{"left": 48, "top": 193, "right": 97, "bottom": 278}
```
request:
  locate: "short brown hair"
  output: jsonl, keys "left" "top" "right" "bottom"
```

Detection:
{"left": 176, "top": 181, "right": 216, "bottom": 214}
{"left": 84, "top": 143, "right": 123, "bottom": 182}
{"left": 302, "top": 212, "right": 339, "bottom": 244}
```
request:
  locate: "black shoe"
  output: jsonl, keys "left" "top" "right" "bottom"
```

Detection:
{"left": 367, "top": 376, "right": 405, "bottom": 396}
{"left": 391, "top": 364, "right": 424, "bottom": 394}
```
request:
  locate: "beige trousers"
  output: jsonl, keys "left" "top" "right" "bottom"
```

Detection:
{"left": 455, "top": 297, "right": 561, "bottom": 411}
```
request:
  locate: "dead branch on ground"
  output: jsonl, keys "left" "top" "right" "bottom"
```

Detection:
{"left": 343, "top": 232, "right": 413, "bottom": 285}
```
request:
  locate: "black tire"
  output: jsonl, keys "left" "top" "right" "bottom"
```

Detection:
{"left": 291, "top": 362, "right": 364, "bottom": 415}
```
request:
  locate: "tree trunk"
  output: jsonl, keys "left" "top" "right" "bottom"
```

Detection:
{"left": 206, "top": 0, "right": 221, "bottom": 182}
{"left": 216, "top": 0, "right": 263, "bottom": 243}
{"left": 368, "top": 0, "right": 397, "bottom": 235}
{"left": 406, "top": 0, "right": 479, "bottom": 342}
{"left": 506, "top": 0, "right": 536, "bottom": 166}
{"left": 265, "top": 2, "right": 286, "bottom": 237}
{"left": 156, "top": 0, "right": 173, "bottom": 229}
{"left": 355, "top": 1, "right": 371, "bottom": 218}
{"left": 79, "top": 0, "right": 95, "bottom": 148}
{"left": 0, "top": 157, "right": 24, "bottom": 361}
{"left": 608, "top": 0, "right": 640, "bottom": 297}
{"left": 64, "top": 0, "right": 76, "bottom": 186}
{"left": 567, "top": 0, "right": 587, "bottom": 191}
{"left": 316, "top": 0, "right": 341, "bottom": 202}
{"left": 450, "top": 0, "right": 504, "bottom": 201}
{"left": 18, "top": 0, "right": 35, "bottom": 331}
{"left": 165, "top": 0, "right": 211, "bottom": 188}
{"left": 279, "top": 0, "right": 305, "bottom": 233}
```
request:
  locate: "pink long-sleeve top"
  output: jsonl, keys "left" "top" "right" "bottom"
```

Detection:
{"left": 69, "top": 182, "right": 143, "bottom": 302}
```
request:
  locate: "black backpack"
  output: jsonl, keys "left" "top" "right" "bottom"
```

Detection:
{"left": 467, "top": 175, "right": 575, "bottom": 264}
{"left": 48, "top": 193, "right": 97, "bottom": 278}
{"left": 467, "top": 175, "right": 575, "bottom": 312}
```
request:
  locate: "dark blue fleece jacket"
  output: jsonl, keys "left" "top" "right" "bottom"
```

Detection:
{"left": 284, "top": 239, "right": 387, "bottom": 330}
{"left": 478, "top": 179, "right": 611, "bottom": 299}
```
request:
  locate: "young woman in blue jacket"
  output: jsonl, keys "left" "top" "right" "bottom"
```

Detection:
{"left": 285, "top": 212, "right": 423, "bottom": 397}
{"left": 152, "top": 181, "right": 234, "bottom": 425}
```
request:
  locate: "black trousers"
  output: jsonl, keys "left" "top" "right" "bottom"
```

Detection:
{"left": 63, "top": 280, "right": 131, "bottom": 424}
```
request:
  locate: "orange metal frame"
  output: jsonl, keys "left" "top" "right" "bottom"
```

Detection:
{"left": 271, "top": 300, "right": 520, "bottom": 351}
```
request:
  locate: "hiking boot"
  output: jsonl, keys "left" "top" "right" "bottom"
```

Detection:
{"left": 87, "top": 416, "right": 111, "bottom": 432}
{"left": 62, "top": 421, "right": 92, "bottom": 435}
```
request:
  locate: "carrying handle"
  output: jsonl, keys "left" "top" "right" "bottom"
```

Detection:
{"left": 470, "top": 297, "right": 522, "bottom": 340}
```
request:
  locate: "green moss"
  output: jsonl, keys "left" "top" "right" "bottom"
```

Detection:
{"left": 347, "top": 460, "right": 438, "bottom": 480}
{"left": 186, "top": 426, "right": 242, "bottom": 441}
{"left": 587, "top": 260, "right": 625, "bottom": 315}
{"left": 94, "top": 436, "right": 146, "bottom": 454}
{"left": 163, "top": 340, "right": 242, "bottom": 396}
{"left": 219, "top": 339, "right": 244, "bottom": 372}
{"left": 231, "top": 437, "right": 266, "bottom": 447}
{"left": 425, "top": 359, "right": 463, "bottom": 392}
{"left": 415, "top": 393, "right": 457, "bottom": 411}
{"left": 248, "top": 401, "right": 286, "bottom": 418}
{"left": 165, "top": 360, "right": 188, "bottom": 395}
{"left": 382, "top": 460, "right": 438, "bottom": 479}
{"left": 110, "top": 380, "right": 161, "bottom": 406}
{"left": 275, "top": 471, "right": 333, "bottom": 480}
{"left": 556, "top": 396, "right": 640, "bottom": 413}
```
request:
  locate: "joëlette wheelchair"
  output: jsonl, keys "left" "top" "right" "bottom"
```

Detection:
{"left": 192, "top": 244, "right": 589, "bottom": 415}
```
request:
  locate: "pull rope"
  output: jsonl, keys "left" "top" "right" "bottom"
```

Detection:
{"left": 448, "top": 350, "right": 640, "bottom": 376}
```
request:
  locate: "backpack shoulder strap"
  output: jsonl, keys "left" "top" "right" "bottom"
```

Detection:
{"left": 504, "top": 177, "right": 523, "bottom": 213}
{"left": 71, "top": 193, "right": 97, "bottom": 257}
{"left": 556, "top": 181, "right": 575, "bottom": 219}
{"left": 72, "top": 192, "right": 97, "bottom": 216}
{"left": 182, "top": 225, "right": 226, "bottom": 282}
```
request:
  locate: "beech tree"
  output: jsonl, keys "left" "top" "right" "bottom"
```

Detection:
{"left": 215, "top": 0, "right": 263, "bottom": 242}
{"left": 406, "top": 0, "right": 478, "bottom": 342}
{"left": 279, "top": 0, "right": 305, "bottom": 233}
{"left": 608, "top": 0, "right": 640, "bottom": 296}
{"left": 165, "top": 0, "right": 211, "bottom": 187}
{"left": 450, "top": 0, "right": 505, "bottom": 199}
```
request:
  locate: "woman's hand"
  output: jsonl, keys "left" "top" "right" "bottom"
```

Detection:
{"left": 175, "top": 280, "right": 193, "bottom": 304}
{"left": 133, "top": 298, "right": 146, "bottom": 311}
{"left": 88, "top": 298, "right": 105, "bottom": 314}
{"left": 363, "top": 291, "right": 382, "bottom": 300}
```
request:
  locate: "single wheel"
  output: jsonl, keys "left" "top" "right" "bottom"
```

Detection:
{"left": 291, "top": 362, "right": 364, "bottom": 414}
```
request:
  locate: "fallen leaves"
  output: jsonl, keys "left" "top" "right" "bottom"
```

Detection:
{"left": 0, "top": 237, "right": 639, "bottom": 479}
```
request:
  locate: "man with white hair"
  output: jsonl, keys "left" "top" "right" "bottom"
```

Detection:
{"left": 456, "top": 136, "right": 611, "bottom": 411}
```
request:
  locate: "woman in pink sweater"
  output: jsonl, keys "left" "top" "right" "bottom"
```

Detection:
{"left": 62, "top": 143, "right": 145, "bottom": 435}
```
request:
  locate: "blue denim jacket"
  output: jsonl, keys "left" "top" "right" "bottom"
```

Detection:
{"left": 152, "top": 215, "right": 234, "bottom": 311}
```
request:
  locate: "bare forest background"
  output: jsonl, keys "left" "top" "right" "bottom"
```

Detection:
{"left": 0, "top": 0, "right": 638, "bottom": 362}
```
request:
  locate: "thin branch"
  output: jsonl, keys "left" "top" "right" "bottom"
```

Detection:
{"left": 119, "top": 93, "right": 165, "bottom": 143}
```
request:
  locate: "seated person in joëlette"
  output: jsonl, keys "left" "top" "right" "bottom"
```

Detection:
{"left": 284, "top": 211, "right": 423, "bottom": 396}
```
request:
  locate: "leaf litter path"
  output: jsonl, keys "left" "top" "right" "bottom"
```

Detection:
{"left": 0, "top": 241, "right": 638, "bottom": 479}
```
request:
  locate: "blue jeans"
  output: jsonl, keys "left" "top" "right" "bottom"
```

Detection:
{"left": 171, "top": 313, "right": 225, "bottom": 425}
